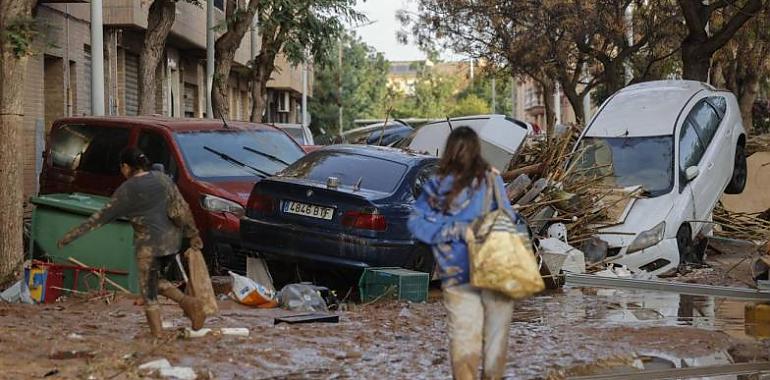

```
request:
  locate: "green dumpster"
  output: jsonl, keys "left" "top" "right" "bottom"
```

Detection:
{"left": 30, "top": 193, "right": 139, "bottom": 293}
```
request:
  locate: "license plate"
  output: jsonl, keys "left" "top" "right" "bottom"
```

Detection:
{"left": 284, "top": 201, "right": 334, "bottom": 220}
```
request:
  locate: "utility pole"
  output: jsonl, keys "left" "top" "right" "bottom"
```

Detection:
{"left": 554, "top": 82, "right": 562, "bottom": 125}
{"left": 624, "top": 4, "right": 634, "bottom": 85}
{"left": 302, "top": 63, "right": 308, "bottom": 127}
{"left": 469, "top": 59, "right": 475, "bottom": 82}
{"left": 338, "top": 38, "right": 343, "bottom": 135}
{"left": 206, "top": 0, "right": 215, "bottom": 118}
{"left": 491, "top": 77, "right": 496, "bottom": 114}
{"left": 90, "top": 0, "right": 105, "bottom": 116}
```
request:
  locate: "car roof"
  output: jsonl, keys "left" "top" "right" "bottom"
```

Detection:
{"left": 319, "top": 144, "right": 436, "bottom": 165}
{"left": 586, "top": 80, "right": 714, "bottom": 137}
{"left": 53, "top": 116, "right": 280, "bottom": 133}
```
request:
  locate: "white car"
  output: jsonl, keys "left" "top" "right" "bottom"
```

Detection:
{"left": 276, "top": 123, "right": 314, "bottom": 145}
{"left": 572, "top": 80, "right": 747, "bottom": 275}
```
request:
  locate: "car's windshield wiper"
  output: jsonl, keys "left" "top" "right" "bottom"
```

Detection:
{"left": 242, "top": 146, "right": 291, "bottom": 167}
{"left": 203, "top": 146, "right": 269, "bottom": 178}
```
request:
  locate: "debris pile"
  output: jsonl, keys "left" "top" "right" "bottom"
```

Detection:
{"left": 713, "top": 204, "right": 770, "bottom": 243}
{"left": 504, "top": 130, "right": 641, "bottom": 247}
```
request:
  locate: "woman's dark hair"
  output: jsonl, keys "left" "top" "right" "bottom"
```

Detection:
{"left": 120, "top": 147, "right": 150, "bottom": 172}
{"left": 437, "top": 127, "right": 489, "bottom": 211}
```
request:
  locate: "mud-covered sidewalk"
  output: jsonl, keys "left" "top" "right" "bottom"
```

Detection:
{"left": 1, "top": 283, "right": 768, "bottom": 380}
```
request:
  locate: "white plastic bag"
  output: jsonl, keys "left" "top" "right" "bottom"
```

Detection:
{"left": 228, "top": 271, "right": 278, "bottom": 308}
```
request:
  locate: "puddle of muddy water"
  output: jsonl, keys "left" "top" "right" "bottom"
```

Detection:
{"left": 514, "top": 286, "right": 769, "bottom": 342}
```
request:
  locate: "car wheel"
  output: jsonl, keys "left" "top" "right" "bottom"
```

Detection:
{"left": 676, "top": 225, "right": 694, "bottom": 265}
{"left": 725, "top": 143, "right": 747, "bottom": 194}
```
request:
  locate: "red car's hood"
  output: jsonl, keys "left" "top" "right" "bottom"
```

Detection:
{"left": 200, "top": 180, "right": 259, "bottom": 205}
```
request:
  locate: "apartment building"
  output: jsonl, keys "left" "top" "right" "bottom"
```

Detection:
{"left": 22, "top": 1, "right": 311, "bottom": 197}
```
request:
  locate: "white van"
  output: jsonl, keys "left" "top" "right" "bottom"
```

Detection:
{"left": 572, "top": 81, "right": 747, "bottom": 275}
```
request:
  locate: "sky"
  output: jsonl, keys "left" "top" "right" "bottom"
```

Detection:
{"left": 352, "top": 0, "right": 430, "bottom": 62}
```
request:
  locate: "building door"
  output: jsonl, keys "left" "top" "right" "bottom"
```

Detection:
{"left": 125, "top": 52, "right": 140, "bottom": 116}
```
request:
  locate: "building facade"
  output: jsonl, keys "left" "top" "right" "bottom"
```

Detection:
{"left": 22, "top": 1, "right": 311, "bottom": 197}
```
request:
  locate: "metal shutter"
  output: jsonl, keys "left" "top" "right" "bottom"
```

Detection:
{"left": 125, "top": 52, "right": 139, "bottom": 116}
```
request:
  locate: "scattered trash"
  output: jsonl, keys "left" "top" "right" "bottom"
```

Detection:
{"left": 66, "top": 333, "right": 84, "bottom": 340}
{"left": 220, "top": 327, "right": 249, "bottom": 337}
{"left": 49, "top": 349, "right": 95, "bottom": 360}
{"left": 246, "top": 257, "right": 275, "bottom": 292}
{"left": 279, "top": 283, "right": 328, "bottom": 312}
{"left": 139, "top": 358, "right": 196, "bottom": 380}
{"left": 184, "top": 328, "right": 212, "bottom": 338}
{"left": 398, "top": 307, "right": 412, "bottom": 318}
{"left": 538, "top": 238, "right": 586, "bottom": 274}
{"left": 139, "top": 359, "right": 172, "bottom": 371}
{"left": 274, "top": 313, "right": 340, "bottom": 325}
{"left": 228, "top": 271, "right": 278, "bottom": 308}
{"left": 160, "top": 366, "right": 196, "bottom": 380}
{"left": 0, "top": 280, "right": 33, "bottom": 304}
{"left": 43, "top": 369, "right": 59, "bottom": 377}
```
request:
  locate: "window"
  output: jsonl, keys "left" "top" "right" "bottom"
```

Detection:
{"left": 688, "top": 100, "right": 721, "bottom": 147}
{"left": 679, "top": 119, "right": 705, "bottom": 188}
{"left": 573, "top": 136, "right": 674, "bottom": 197}
{"left": 50, "top": 124, "right": 130, "bottom": 176}
{"left": 214, "top": 0, "right": 224, "bottom": 10}
{"left": 280, "top": 151, "right": 409, "bottom": 193}
{"left": 708, "top": 96, "right": 727, "bottom": 116}
{"left": 413, "top": 164, "right": 437, "bottom": 197}
{"left": 138, "top": 131, "right": 178, "bottom": 179}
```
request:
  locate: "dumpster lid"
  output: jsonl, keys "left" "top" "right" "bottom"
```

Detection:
{"left": 30, "top": 193, "right": 111, "bottom": 215}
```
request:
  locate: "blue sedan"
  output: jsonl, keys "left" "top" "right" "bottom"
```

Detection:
{"left": 240, "top": 145, "right": 438, "bottom": 282}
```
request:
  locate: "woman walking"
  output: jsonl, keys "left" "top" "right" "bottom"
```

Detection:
{"left": 408, "top": 127, "right": 517, "bottom": 380}
{"left": 58, "top": 148, "right": 206, "bottom": 337}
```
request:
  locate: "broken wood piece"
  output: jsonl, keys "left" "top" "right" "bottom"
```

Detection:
{"left": 67, "top": 257, "right": 131, "bottom": 294}
{"left": 506, "top": 174, "right": 532, "bottom": 201}
{"left": 515, "top": 178, "right": 548, "bottom": 205}
{"left": 501, "top": 163, "right": 544, "bottom": 182}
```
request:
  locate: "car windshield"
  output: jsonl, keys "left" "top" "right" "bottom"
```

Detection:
{"left": 573, "top": 136, "right": 674, "bottom": 197}
{"left": 280, "top": 151, "right": 408, "bottom": 193}
{"left": 175, "top": 130, "right": 304, "bottom": 179}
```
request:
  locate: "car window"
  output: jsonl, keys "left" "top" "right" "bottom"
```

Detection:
{"left": 281, "top": 127, "right": 306, "bottom": 144}
{"left": 138, "top": 131, "right": 178, "bottom": 179}
{"left": 708, "top": 96, "right": 727, "bottom": 116}
{"left": 50, "top": 124, "right": 130, "bottom": 176}
{"left": 280, "top": 151, "right": 409, "bottom": 193}
{"left": 175, "top": 129, "right": 304, "bottom": 179}
{"left": 688, "top": 100, "right": 721, "bottom": 147}
{"left": 413, "top": 164, "right": 437, "bottom": 197}
{"left": 679, "top": 119, "right": 705, "bottom": 188}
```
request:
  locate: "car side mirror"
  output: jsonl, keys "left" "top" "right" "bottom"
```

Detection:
{"left": 685, "top": 166, "right": 699, "bottom": 181}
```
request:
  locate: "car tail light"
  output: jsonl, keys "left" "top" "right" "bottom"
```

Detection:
{"left": 342, "top": 210, "right": 387, "bottom": 231}
{"left": 247, "top": 193, "right": 276, "bottom": 215}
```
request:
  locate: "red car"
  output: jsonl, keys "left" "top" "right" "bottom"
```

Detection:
{"left": 40, "top": 116, "right": 306, "bottom": 272}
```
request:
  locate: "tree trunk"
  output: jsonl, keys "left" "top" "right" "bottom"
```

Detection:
{"left": 211, "top": 0, "right": 260, "bottom": 119}
{"left": 249, "top": 57, "right": 275, "bottom": 122}
{"left": 0, "top": 0, "right": 35, "bottom": 284}
{"left": 561, "top": 83, "right": 586, "bottom": 126}
{"left": 681, "top": 42, "right": 711, "bottom": 82}
{"left": 138, "top": 0, "right": 176, "bottom": 115}
{"left": 739, "top": 75, "right": 760, "bottom": 132}
{"left": 540, "top": 80, "right": 556, "bottom": 136}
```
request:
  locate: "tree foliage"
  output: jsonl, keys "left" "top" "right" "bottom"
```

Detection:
{"left": 249, "top": 0, "right": 363, "bottom": 122}
{"left": 309, "top": 33, "right": 389, "bottom": 133}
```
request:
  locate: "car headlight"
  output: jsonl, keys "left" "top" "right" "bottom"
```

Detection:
{"left": 627, "top": 222, "right": 666, "bottom": 254}
{"left": 201, "top": 194, "right": 245, "bottom": 217}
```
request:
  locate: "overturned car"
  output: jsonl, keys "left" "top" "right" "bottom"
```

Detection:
{"left": 572, "top": 80, "right": 747, "bottom": 275}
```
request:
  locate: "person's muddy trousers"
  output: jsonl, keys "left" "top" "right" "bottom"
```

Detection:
{"left": 444, "top": 284, "right": 514, "bottom": 380}
{"left": 136, "top": 247, "right": 184, "bottom": 310}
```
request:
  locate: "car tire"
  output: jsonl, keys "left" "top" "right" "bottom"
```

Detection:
{"left": 676, "top": 224, "right": 694, "bottom": 265}
{"left": 725, "top": 143, "right": 747, "bottom": 194}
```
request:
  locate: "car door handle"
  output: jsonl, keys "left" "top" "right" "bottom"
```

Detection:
{"left": 708, "top": 162, "right": 714, "bottom": 170}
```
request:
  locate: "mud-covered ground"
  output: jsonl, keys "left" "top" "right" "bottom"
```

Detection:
{"left": 1, "top": 242, "right": 768, "bottom": 379}
{"left": 0, "top": 284, "right": 768, "bottom": 380}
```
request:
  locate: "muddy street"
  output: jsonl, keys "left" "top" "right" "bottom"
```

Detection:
{"left": 1, "top": 283, "right": 767, "bottom": 380}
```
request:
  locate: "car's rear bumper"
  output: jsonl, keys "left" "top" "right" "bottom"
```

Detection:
{"left": 240, "top": 217, "right": 429, "bottom": 269}
{"left": 609, "top": 237, "right": 680, "bottom": 275}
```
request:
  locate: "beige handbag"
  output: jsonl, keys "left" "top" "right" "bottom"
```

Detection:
{"left": 465, "top": 173, "right": 545, "bottom": 299}
{"left": 185, "top": 248, "right": 219, "bottom": 316}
